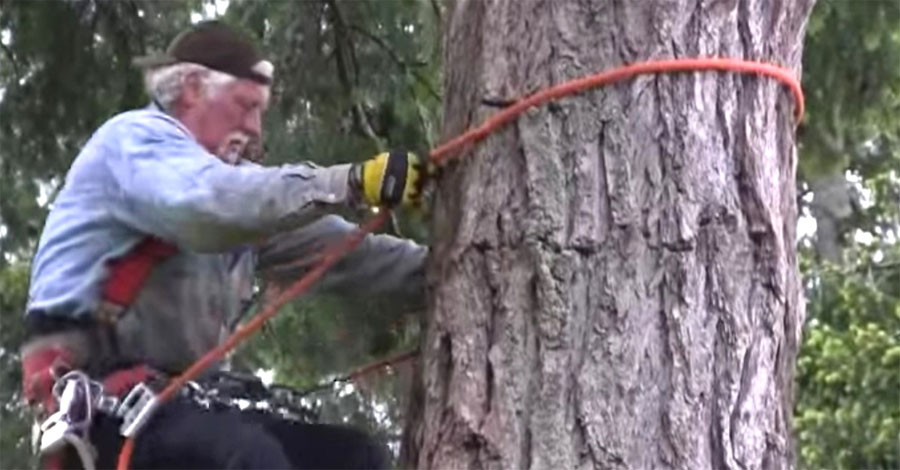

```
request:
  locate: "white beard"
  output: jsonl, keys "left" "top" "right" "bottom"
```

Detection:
{"left": 216, "top": 132, "right": 250, "bottom": 166}
{"left": 220, "top": 148, "right": 243, "bottom": 165}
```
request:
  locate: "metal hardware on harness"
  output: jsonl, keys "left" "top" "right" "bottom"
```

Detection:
{"left": 116, "top": 383, "right": 159, "bottom": 437}
{"left": 33, "top": 367, "right": 159, "bottom": 468}
{"left": 95, "top": 394, "right": 120, "bottom": 414}
{"left": 39, "top": 412, "right": 72, "bottom": 455}
{"left": 39, "top": 371, "right": 96, "bottom": 454}
{"left": 95, "top": 300, "right": 126, "bottom": 325}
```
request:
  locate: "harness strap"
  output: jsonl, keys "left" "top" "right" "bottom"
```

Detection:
{"left": 102, "top": 365, "right": 158, "bottom": 397}
{"left": 22, "top": 346, "right": 74, "bottom": 413}
{"left": 97, "top": 237, "right": 178, "bottom": 323}
{"left": 24, "top": 236, "right": 175, "bottom": 469}
{"left": 22, "top": 346, "right": 158, "bottom": 413}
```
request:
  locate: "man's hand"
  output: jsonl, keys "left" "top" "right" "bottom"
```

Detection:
{"left": 352, "top": 151, "right": 429, "bottom": 208}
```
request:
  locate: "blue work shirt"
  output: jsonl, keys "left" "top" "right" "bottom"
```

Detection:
{"left": 26, "top": 107, "right": 425, "bottom": 373}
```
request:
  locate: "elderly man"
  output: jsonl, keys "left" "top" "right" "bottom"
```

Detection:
{"left": 21, "top": 21, "right": 425, "bottom": 469}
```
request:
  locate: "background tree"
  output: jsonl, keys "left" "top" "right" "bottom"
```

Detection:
{"left": 798, "top": 0, "right": 900, "bottom": 264}
{"left": 403, "top": 0, "right": 814, "bottom": 468}
{"left": 793, "top": 1, "right": 900, "bottom": 468}
{"left": 795, "top": 244, "right": 900, "bottom": 469}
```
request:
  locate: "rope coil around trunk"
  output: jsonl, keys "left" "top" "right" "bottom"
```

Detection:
{"left": 117, "top": 57, "right": 804, "bottom": 470}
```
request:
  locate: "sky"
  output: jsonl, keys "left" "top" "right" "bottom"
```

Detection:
{"left": 192, "top": 0, "right": 231, "bottom": 23}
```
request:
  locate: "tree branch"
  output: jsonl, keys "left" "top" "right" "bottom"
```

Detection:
{"left": 296, "top": 348, "right": 419, "bottom": 397}
{"left": 429, "top": 0, "right": 442, "bottom": 23}
{"left": 0, "top": 38, "right": 21, "bottom": 80}
{"left": 325, "top": 0, "right": 385, "bottom": 151}
{"left": 348, "top": 23, "right": 440, "bottom": 101}
{"left": 829, "top": 99, "right": 845, "bottom": 152}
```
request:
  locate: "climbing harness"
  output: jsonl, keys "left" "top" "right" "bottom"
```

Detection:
{"left": 10, "top": 57, "right": 796, "bottom": 470}
{"left": 23, "top": 237, "right": 175, "bottom": 469}
{"left": 27, "top": 362, "right": 162, "bottom": 469}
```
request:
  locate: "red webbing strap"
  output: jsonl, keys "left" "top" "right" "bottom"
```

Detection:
{"left": 101, "top": 237, "right": 177, "bottom": 309}
{"left": 102, "top": 365, "right": 157, "bottom": 397}
{"left": 39, "top": 453, "right": 65, "bottom": 470}
{"left": 22, "top": 346, "right": 73, "bottom": 413}
{"left": 23, "top": 346, "right": 156, "bottom": 405}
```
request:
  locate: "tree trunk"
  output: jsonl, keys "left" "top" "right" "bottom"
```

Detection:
{"left": 402, "top": 0, "right": 815, "bottom": 469}
{"left": 808, "top": 172, "right": 853, "bottom": 263}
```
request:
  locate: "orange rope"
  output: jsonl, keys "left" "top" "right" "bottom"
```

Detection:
{"left": 117, "top": 57, "right": 803, "bottom": 470}
{"left": 430, "top": 58, "right": 804, "bottom": 163}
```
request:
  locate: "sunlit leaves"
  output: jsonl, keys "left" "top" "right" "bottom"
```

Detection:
{"left": 796, "top": 248, "right": 900, "bottom": 470}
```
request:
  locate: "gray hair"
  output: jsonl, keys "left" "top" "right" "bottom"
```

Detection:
{"left": 143, "top": 62, "right": 236, "bottom": 113}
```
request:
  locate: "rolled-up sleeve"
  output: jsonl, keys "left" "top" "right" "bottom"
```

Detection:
{"left": 256, "top": 214, "right": 426, "bottom": 296}
{"left": 105, "top": 111, "right": 351, "bottom": 252}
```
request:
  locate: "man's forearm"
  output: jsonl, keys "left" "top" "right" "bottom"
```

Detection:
{"left": 256, "top": 214, "right": 426, "bottom": 296}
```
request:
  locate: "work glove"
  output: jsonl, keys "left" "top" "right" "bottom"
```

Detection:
{"left": 351, "top": 151, "right": 430, "bottom": 208}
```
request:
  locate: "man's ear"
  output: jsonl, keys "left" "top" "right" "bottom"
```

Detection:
{"left": 181, "top": 72, "right": 206, "bottom": 109}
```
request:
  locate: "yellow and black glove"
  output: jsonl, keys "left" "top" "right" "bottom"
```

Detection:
{"left": 351, "top": 151, "right": 430, "bottom": 208}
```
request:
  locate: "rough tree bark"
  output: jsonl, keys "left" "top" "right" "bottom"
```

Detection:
{"left": 402, "top": 0, "right": 816, "bottom": 469}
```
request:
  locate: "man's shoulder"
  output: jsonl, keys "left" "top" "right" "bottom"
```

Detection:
{"left": 99, "top": 107, "right": 192, "bottom": 140}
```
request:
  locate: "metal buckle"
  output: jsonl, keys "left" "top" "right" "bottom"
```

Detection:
{"left": 94, "top": 300, "right": 125, "bottom": 324}
{"left": 39, "top": 412, "right": 70, "bottom": 454}
{"left": 39, "top": 377, "right": 87, "bottom": 454}
{"left": 95, "top": 394, "right": 119, "bottom": 414}
{"left": 116, "top": 383, "right": 159, "bottom": 437}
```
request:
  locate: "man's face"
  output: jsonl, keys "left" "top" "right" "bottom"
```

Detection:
{"left": 181, "top": 76, "right": 270, "bottom": 164}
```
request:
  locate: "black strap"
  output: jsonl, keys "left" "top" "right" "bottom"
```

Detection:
{"left": 24, "top": 313, "right": 95, "bottom": 339}
{"left": 24, "top": 312, "right": 129, "bottom": 376}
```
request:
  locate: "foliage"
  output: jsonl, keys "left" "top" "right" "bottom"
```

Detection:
{"left": 799, "top": 0, "right": 900, "bottom": 182}
{"left": 797, "top": 0, "right": 900, "bottom": 264}
{"left": 0, "top": 263, "right": 32, "bottom": 469}
{"left": 0, "top": 0, "right": 202, "bottom": 260}
{"left": 796, "top": 245, "right": 900, "bottom": 470}
{"left": 0, "top": 0, "right": 439, "bottom": 467}
{"left": 793, "top": 1, "right": 900, "bottom": 468}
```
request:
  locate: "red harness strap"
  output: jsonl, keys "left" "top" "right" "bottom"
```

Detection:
{"left": 98, "top": 237, "right": 178, "bottom": 322}
{"left": 102, "top": 365, "right": 158, "bottom": 397}
{"left": 22, "top": 346, "right": 74, "bottom": 414}
{"left": 23, "top": 345, "right": 156, "bottom": 408}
